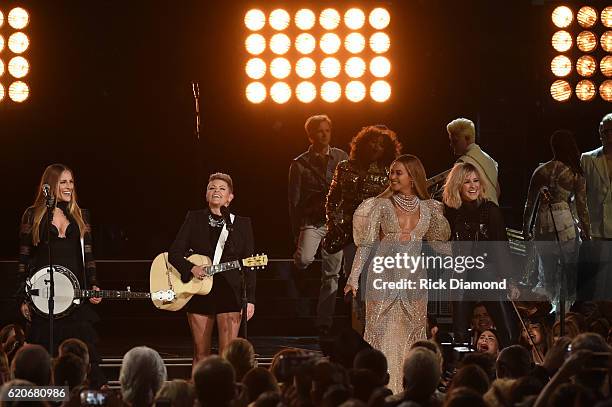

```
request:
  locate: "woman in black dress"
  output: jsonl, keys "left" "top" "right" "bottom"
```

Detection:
{"left": 169, "top": 173, "right": 255, "bottom": 369}
{"left": 18, "top": 163, "right": 104, "bottom": 384}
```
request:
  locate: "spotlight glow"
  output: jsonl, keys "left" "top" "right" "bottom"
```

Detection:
{"left": 345, "top": 81, "right": 366, "bottom": 102}
{"left": 552, "top": 30, "right": 572, "bottom": 52}
{"left": 370, "top": 80, "right": 391, "bottom": 102}
{"left": 269, "top": 9, "right": 290, "bottom": 30}
{"left": 270, "top": 57, "right": 291, "bottom": 79}
{"left": 320, "top": 33, "right": 341, "bottom": 54}
{"left": 370, "top": 56, "right": 391, "bottom": 78}
{"left": 246, "top": 82, "right": 266, "bottom": 103}
{"left": 344, "top": 32, "right": 366, "bottom": 54}
{"left": 296, "top": 81, "right": 317, "bottom": 103}
{"left": 577, "top": 31, "right": 597, "bottom": 52}
{"left": 551, "top": 55, "right": 572, "bottom": 77}
{"left": 320, "top": 8, "right": 341, "bottom": 30}
{"left": 0, "top": 11, "right": 3, "bottom": 28}
{"left": 270, "top": 33, "right": 291, "bottom": 55}
{"left": 600, "top": 80, "right": 612, "bottom": 102}
{"left": 0, "top": 84, "right": 3, "bottom": 101}
{"left": 321, "top": 81, "right": 341, "bottom": 103}
{"left": 244, "top": 9, "right": 266, "bottom": 31}
{"left": 345, "top": 57, "right": 366, "bottom": 78}
{"left": 245, "top": 34, "right": 266, "bottom": 55}
{"left": 601, "top": 55, "right": 612, "bottom": 77}
{"left": 577, "top": 6, "right": 597, "bottom": 28}
{"left": 296, "top": 57, "right": 316, "bottom": 79}
{"left": 0, "top": 35, "right": 4, "bottom": 53}
{"left": 8, "top": 56, "right": 28, "bottom": 78}
{"left": 8, "top": 80, "right": 29, "bottom": 102}
{"left": 370, "top": 32, "right": 391, "bottom": 54}
{"left": 295, "top": 33, "right": 316, "bottom": 54}
{"left": 270, "top": 81, "right": 291, "bottom": 104}
{"left": 576, "top": 55, "right": 597, "bottom": 77}
{"left": 602, "top": 7, "right": 612, "bottom": 28}
{"left": 8, "top": 32, "right": 29, "bottom": 54}
{"left": 344, "top": 8, "right": 366, "bottom": 30}
{"left": 245, "top": 58, "right": 266, "bottom": 80}
{"left": 601, "top": 31, "right": 612, "bottom": 52}
{"left": 550, "top": 80, "right": 572, "bottom": 102}
{"left": 576, "top": 79, "right": 596, "bottom": 101}
{"left": 369, "top": 8, "right": 390, "bottom": 29}
{"left": 320, "top": 57, "right": 341, "bottom": 78}
{"left": 8, "top": 7, "right": 29, "bottom": 29}
{"left": 295, "top": 9, "right": 315, "bottom": 30}
{"left": 552, "top": 6, "right": 573, "bottom": 28}
{"left": 0, "top": 60, "right": 3, "bottom": 77}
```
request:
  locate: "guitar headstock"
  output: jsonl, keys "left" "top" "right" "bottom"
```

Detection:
{"left": 242, "top": 254, "right": 268, "bottom": 269}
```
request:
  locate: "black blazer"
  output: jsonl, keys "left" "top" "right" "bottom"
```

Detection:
{"left": 168, "top": 209, "right": 256, "bottom": 303}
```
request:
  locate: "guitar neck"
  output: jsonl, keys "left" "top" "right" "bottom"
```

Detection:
{"left": 205, "top": 260, "right": 242, "bottom": 276}
{"left": 76, "top": 289, "right": 151, "bottom": 299}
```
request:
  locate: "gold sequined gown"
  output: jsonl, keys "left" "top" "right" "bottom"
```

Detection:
{"left": 347, "top": 197, "right": 450, "bottom": 394}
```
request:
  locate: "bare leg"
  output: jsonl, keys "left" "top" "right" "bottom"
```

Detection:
{"left": 187, "top": 312, "right": 215, "bottom": 373}
{"left": 216, "top": 312, "right": 241, "bottom": 356}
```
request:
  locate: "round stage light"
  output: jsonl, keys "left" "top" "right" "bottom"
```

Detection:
{"left": 0, "top": 11, "right": 3, "bottom": 28}
{"left": 369, "top": 8, "right": 390, "bottom": 29}
{"left": 245, "top": 58, "right": 266, "bottom": 80}
{"left": 270, "top": 82, "right": 291, "bottom": 104}
{"left": 576, "top": 55, "right": 596, "bottom": 77}
{"left": 345, "top": 81, "right": 366, "bottom": 102}
{"left": 270, "top": 57, "right": 291, "bottom": 79}
{"left": 320, "top": 33, "right": 341, "bottom": 54}
{"left": 8, "top": 7, "right": 29, "bottom": 30}
{"left": 320, "top": 8, "right": 340, "bottom": 30}
{"left": 8, "top": 32, "right": 29, "bottom": 54}
{"left": 0, "top": 84, "right": 4, "bottom": 101}
{"left": 296, "top": 57, "right": 316, "bottom": 79}
{"left": 345, "top": 32, "right": 366, "bottom": 54}
{"left": 552, "top": 6, "right": 573, "bottom": 28}
{"left": 370, "top": 56, "right": 391, "bottom": 78}
{"left": 244, "top": 9, "right": 265, "bottom": 31}
{"left": 600, "top": 80, "right": 612, "bottom": 102}
{"left": 295, "top": 33, "right": 316, "bottom": 54}
{"left": 295, "top": 9, "right": 315, "bottom": 30}
{"left": 576, "top": 79, "right": 596, "bottom": 101}
{"left": 270, "top": 33, "right": 291, "bottom": 55}
{"left": 551, "top": 55, "right": 572, "bottom": 77}
{"left": 0, "top": 59, "right": 4, "bottom": 77}
{"left": 246, "top": 82, "right": 266, "bottom": 103}
{"left": 601, "top": 56, "right": 612, "bottom": 77}
{"left": 269, "top": 9, "right": 290, "bottom": 30}
{"left": 601, "top": 31, "right": 612, "bottom": 52}
{"left": 320, "top": 57, "right": 341, "bottom": 78}
{"left": 296, "top": 81, "right": 317, "bottom": 103}
{"left": 550, "top": 80, "right": 571, "bottom": 102}
{"left": 0, "top": 35, "right": 4, "bottom": 52}
{"left": 577, "top": 31, "right": 597, "bottom": 52}
{"left": 602, "top": 7, "right": 612, "bottom": 28}
{"left": 370, "top": 32, "right": 391, "bottom": 54}
{"left": 345, "top": 57, "right": 366, "bottom": 78}
{"left": 245, "top": 34, "right": 266, "bottom": 55}
{"left": 577, "top": 6, "right": 597, "bottom": 28}
{"left": 552, "top": 30, "right": 572, "bottom": 52}
{"left": 344, "top": 8, "right": 366, "bottom": 30}
{"left": 8, "top": 56, "right": 28, "bottom": 78}
{"left": 370, "top": 80, "right": 391, "bottom": 102}
{"left": 8, "top": 81, "right": 29, "bottom": 102}
{"left": 321, "top": 81, "right": 341, "bottom": 103}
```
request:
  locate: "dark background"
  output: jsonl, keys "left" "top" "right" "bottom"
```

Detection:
{"left": 1, "top": 0, "right": 609, "bottom": 261}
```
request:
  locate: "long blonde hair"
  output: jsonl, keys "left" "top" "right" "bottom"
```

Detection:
{"left": 30, "top": 164, "right": 86, "bottom": 245}
{"left": 442, "top": 162, "right": 487, "bottom": 209}
{"left": 379, "top": 154, "right": 430, "bottom": 200}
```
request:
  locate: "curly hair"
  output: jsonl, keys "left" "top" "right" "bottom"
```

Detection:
{"left": 349, "top": 125, "right": 401, "bottom": 167}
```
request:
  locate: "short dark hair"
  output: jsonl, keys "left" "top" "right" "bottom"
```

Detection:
{"left": 11, "top": 344, "right": 52, "bottom": 386}
{"left": 496, "top": 345, "right": 531, "bottom": 379}
{"left": 304, "top": 114, "right": 331, "bottom": 137}
{"left": 59, "top": 338, "right": 90, "bottom": 367}
{"left": 53, "top": 353, "right": 87, "bottom": 390}
{"left": 353, "top": 348, "right": 388, "bottom": 386}
{"left": 449, "top": 364, "right": 490, "bottom": 395}
{"left": 193, "top": 356, "right": 236, "bottom": 407}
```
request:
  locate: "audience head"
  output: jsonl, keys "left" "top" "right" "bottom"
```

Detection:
{"left": 1, "top": 326, "right": 25, "bottom": 365}
{"left": 411, "top": 340, "right": 444, "bottom": 372}
{"left": 402, "top": 348, "right": 441, "bottom": 402}
{"left": 520, "top": 319, "right": 552, "bottom": 357}
{"left": 459, "top": 352, "right": 496, "bottom": 381}
{"left": 193, "top": 355, "right": 236, "bottom": 407}
{"left": 119, "top": 346, "right": 167, "bottom": 407}
{"left": 53, "top": 353, "right": 87, "bottom": 390}
{"left": 510, "top": 376, "right": 544, "bottom": 405}
{"left": 10, "top": 344, "right": 51, "bottom": 386}
{"left": 269, "top": 348, "right": 306, "bottom": 385}
{"left": 328, "top": 329, "right": 372, "bottom": 369}
{"left": 548, "top": 383, "right": 596, "bottom": 407}
{"left": 242, "top": 367, "right": 279, "bottom": 403}
{"left": 449, "top": 364, "right": 490, "bottom": 395}
{"left": 348, "top": 368, "right": 379, "bottom": 403}
{"left": 154, "top": 379, "right": 195, "bottom": 407}
{"left": 58, "top": 338, "right": 90, "bottom": 369}
{"left": 444, "top": 387, "right": 487, "bottom": 407}
{"left": 353, "top": 348, "right": 389, "bottom": 386}
{"left": 476, "top": 329, "right": 500, "bottom": 356}
{"left": 570, "top": 332, "right": 611, "bottom": 391}
{"left": 311, "top": 360, "right": 349, "bottom": 406}
{"left": 447, "top": 118, "right": 476, "bottom": 156}
{"left": 496, "top": 345, "right": 531, "bottom": 379}
{"left": 253, "top": 390, "right": 283, "bottom": 407}
{"left": 553, "top": 318, "right": 580, "bottom": 341}
{"left": 222, "top": 338, "right": 256, "bottom": 382}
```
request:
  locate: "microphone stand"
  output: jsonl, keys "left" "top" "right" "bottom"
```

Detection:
{"left": 45, "top": 195, "right": 56, "bottom": 354}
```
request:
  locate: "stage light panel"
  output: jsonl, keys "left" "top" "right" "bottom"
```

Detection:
{"left": 601, "top": 31, "right": 612, "bottom": 52}
{"left": 321, "top": 81, "right": 341, "bottom": 103}
{"left": 0, "top": 84, "right": 3, "bottom": 101}
{"left": 245, "top": 34, "right": 266, "bottom": 55}
{"left": 269, "top": 9, "right": 290, "bottom": 30}
{"left": 551, "top": 55, "right": 572, "bottom": 77}
{"left": 370, "top": 80, "right": 391, "bottom": 102}
{"left": 601, "top": 56, "right": 612, "bottom": 77}
{"left": 8, "top": 56, "right": 28, "bottom": 78}
{"left": 320, "top": 57, "right": 341, "bottom": 78}
{"left": 8, "top": 7, "right": 28, "bottom": 29}
{"left": 576, "top": 55, "right": 597, "bottom": 77}
{"left": 8, "top": 80, "right": 28, "bottom": 102}
{"left": 296, "top": 57, "right": 317, "bottom": 79}
{"left": 8, "top": 32, "right": 29, "bottom": 54}
{"left": 552, "top": 30, "right": 572, "bottom": 52}
{"left": 320, "top": 33, "right": 341, "bottom": 54}
{"left": 295, "top": 33, "right": 316, "bottom": 54}
{"left": 345, "top": 32, "right": 366, "bottom": 54}
{"left": 245, "top": 9, "right": 266, "bottom": 31}
{"left": 270, "top": 33, "right": 290, "bottom": 55}
{"left": 551, "top": 79, "right": 571, "bottom": 101}
{"left": 602, "top": 6, "right": 612, "bottom": 28}
{"left": 320, "top": 8, "right": 341, "bottom": 30}
{"left": 246, "top": 82, "right": 266, "bottom": 103}
{"left": 345, "top": 57, "right": 366, "bottom": 78}
{"left": 576, "top": 79, "right": 596, "bottom": 101}
{"left": 0, "top": 35, "right": 4, "bottom": 53}
{"left": 576, "top": 31, "right": 597, "bottom": 52}
{"left": 245, "top": 58, "right": 266, "bottom": 80}
{"left": 296, "top": 81, "right": 316, "bottom": 103}
{"left": 344, "top": 8, "right": 365, "bottom": 30}
{"left": 600, "top": 80, "right": 612, "bottom": 102}
{"left": 270, "top": 81, "right": 291, "bottom": 103}
{"left": 370, "top": 56, "right": 391, "bottom": 78}
{"left": 577, "top": 6, "right": 597, "bottom": 28}
{"left": 552, "top": 6, "right": 573, "bottom": 28}
{"left": 295, "top": 9, "right": 315, "bottom": 30}
{"left": 270, "top": 57, "right": 291, "bottom": 79}
{"left": 0, "top": 11, "right": 3, "bottom": 28}
{"left": 370, "top": 32, "right": 391, "bottom": 53}
{"left": 0, "top": 59, "right": 4, "bottom": 77}
{"left": 369, "top": 8, "right": 390, "bottom": 29}
{"left": 346, "top": 81, "right": 366, "bottom": 102}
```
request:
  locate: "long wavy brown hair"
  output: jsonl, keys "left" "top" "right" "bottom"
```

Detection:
{"left": 379, "top": 154, "right": 430, "bottom": 200}
{"left": 30, "top": 164, "right": 86, "bottom": 246}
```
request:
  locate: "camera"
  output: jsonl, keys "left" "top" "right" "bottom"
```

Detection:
{"left": 80, "top": 390, "right": 107, "bottom": 406}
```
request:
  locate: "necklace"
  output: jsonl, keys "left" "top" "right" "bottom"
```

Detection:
{"left": 392, "top": 193, "right": 420, "bottom": 213}
{"left": 208, "top": 214, "right": 225, "bottom": 227}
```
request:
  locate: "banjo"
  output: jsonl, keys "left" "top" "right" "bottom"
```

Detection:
{"left": 27, "top": 265, "right": 175, "bottom": 318}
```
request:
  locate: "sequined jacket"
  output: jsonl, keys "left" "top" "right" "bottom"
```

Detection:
{"left": 324, "top": 160, "right": 389, "bottom": 248}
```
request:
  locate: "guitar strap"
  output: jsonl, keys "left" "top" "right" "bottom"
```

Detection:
{"left": 213, "top": 213, "right": 235, "bottom": 265}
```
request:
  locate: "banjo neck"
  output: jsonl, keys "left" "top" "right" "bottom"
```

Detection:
{"left": 75, "top": 289, "right": 151, "bottom": 299}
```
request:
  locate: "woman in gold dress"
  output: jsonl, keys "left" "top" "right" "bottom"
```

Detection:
{"left": 344, "top": 154, "right": 450, "bottom": 393}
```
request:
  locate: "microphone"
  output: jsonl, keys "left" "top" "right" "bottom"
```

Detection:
{"left": 220, "top": 206, "right": 233, "bottom": 232}
{"left": 42, "top": 184, "right": 51, "bottom": 198}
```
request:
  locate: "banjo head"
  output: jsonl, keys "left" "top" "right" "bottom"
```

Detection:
{"left": 29, "top": 265, "right": 80, "bottom": 318}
